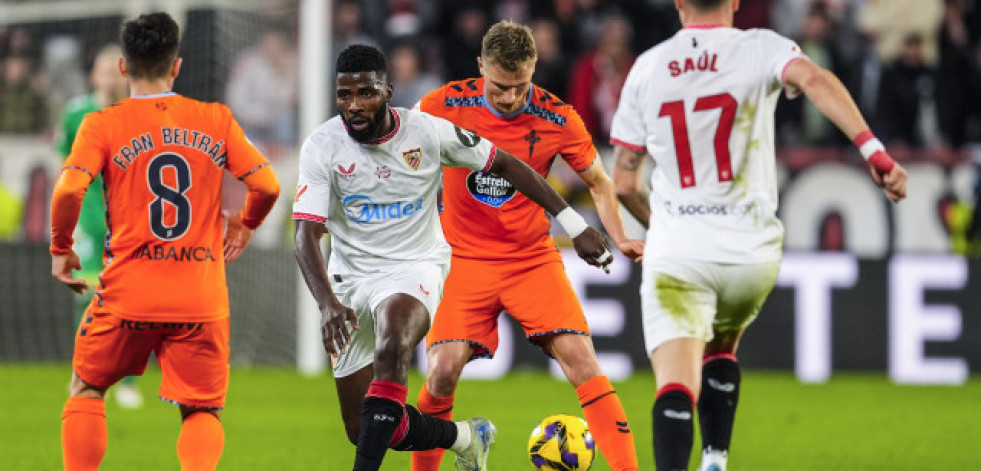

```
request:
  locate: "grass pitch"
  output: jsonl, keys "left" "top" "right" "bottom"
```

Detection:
{"left": 2, "top": 363, "right": 977, "bottom": 470}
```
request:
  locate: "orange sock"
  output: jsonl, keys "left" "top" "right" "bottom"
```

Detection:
{"left": 62, "top": 397, "right": 107, "bottom": 471}
{"left": 177, "top": 411, "right": 225, "bottom": 471}
{"left": 411, "top": 383, "right": 454, "bottom": 471}
{"left": 577, "top": 375, "right": 639, "bottom": 471}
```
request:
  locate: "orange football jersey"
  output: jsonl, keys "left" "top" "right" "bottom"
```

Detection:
{"left": 419, "top": 78, "right": 596, "bottom": 260}
{"left": 62, "top": 93, "right": 269, "bottom": 321}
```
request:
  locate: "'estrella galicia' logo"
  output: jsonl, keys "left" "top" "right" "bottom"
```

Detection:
{"left": 454, "top": 126, "right": 481, "bottom": 147}
{"left": 466, "top": 171, "right": 515, "bottom": 208}
{"left": 342, "top": 194, "right": 424, "bottom": 224}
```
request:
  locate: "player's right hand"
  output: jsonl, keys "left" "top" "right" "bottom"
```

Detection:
{"left": 223, "top": 210, "right": 254, "bottom": 263}
{"left": 572, "top": 227, "right": 613, "bottom": 272}
{"left": 321, "top": 299, "right": 359, "bottom": 357}
{"left": 51, "top": 251, "right": 89, "bottom": 294}
{"left": 867, "top": 158, "right": 908, "bottom": 203}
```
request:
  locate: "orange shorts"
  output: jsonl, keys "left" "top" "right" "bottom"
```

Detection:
{"left": 427, "top": 255, "right": 589, "bottom": 359}
{"left": 72, "top": 307, "right": 230, "bottom": 409}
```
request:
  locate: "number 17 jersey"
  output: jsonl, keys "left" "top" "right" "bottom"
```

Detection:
{"left": 611, "top": 26, "right": 804, "bottom": 263}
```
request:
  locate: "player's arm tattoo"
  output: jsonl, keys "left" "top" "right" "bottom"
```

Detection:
{"left": 612, "top": 146, "right": 651, "bottom": 229}
{"left": 617, "top": 151, "right": 644, "bottom": 171}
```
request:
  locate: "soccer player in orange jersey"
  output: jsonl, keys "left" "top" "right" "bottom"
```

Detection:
{"left": 411, "top": 21, "right": 644, "bottom": 471}
{"left": 50, "top": 12, "right": 280, "bottom": 471}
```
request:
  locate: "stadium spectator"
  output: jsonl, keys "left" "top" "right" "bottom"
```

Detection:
{"left": 568, "top": 14, "right": 635, "bottom": 144}
{"left": 0, "top": 55, "right": 47, "bottom": 134}
{"left": 937, "top": 0, "right": 981, "bottom": 149}
{"left": 530, "top": 18, "right": 571, "bottom": 100}
{"left": 333, "top": 0, "right": 381, "bottom": 63}
{"left": 875, "top": 33, "right": 943, "bottom": 153}
{"left": 410, "top": 20, "right": 643, "bottom": 471}
{"left": 53, "top": 43, "right": 142, "bottom": 409}
{"left": 779, "top": 2, "right": 849, "bottom": 146}
{"left": 225, "top": 29, "right": 298, "bottom": 160}
{"left": 610, "top": 1, "right": 907, "bottom": 470}
{"left": 43, "top": 36, "right": 88, "bottom": 131}
{"left": 858, "top": 0, "right": 944, "bottom": 65}
{"left": 440, "top": 2, "right": 488, "bottom": 80}
{"left": 387, "top": 42, "right": 441, "bottom": 109}
{"left": 52, "top": 12, "right": 279, "bottom": 470}
{"left": 292, "top": 43, "right": 612, "bottom": 471}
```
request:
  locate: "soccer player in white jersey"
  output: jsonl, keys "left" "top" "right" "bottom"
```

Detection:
{"left": 293, "top": 45, "right": 613, "bottom": 471}
{"left": 610, "top": 1, "right": 908, "bottom": 470}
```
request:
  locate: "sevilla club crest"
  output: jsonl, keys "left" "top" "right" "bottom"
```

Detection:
{"left": 402, "top": 147, "right": 422, "bottom": 170}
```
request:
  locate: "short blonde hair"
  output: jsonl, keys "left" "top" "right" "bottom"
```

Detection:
{"left": 481, "top": 20, "right": 537, "bottom": 72}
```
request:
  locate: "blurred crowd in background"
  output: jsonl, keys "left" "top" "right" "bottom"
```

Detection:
{"left": 1, "top": 0, "right": 980, "bottom": 249}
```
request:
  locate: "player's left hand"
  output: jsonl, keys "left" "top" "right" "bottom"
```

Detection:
{"left": 572, "top": 227, "right": 613, "bottom": 273}
{"left": 223, "top": 210, "right": 254, "bottom": 263}
{"left": 51, "top": 251, "right": 89, "bottom": 294}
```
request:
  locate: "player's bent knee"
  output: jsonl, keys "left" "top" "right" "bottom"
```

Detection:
{"left": 180, "top": 406, "right": 221, "bottom": 421}
{"left": 68, "top": 373, "right": 108, "bottom": 399}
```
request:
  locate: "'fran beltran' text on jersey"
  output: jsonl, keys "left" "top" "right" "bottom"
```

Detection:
{"left": 62, "top": 93, "right": 271, "bottom": 321}
{"left": 292, "top": 107, "right": 496, "bottom": 274}
{"left": 610, "top": 26, "right": 805, "bottom": 263}
{"left": 419, "top": 78, "right": 596, "bottom": 261}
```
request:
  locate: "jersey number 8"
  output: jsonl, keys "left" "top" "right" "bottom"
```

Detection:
{"left": 147, "top": 153, "right": 192, "bottom": 240}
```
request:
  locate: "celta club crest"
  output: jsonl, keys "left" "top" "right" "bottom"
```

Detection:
{"left": 402, "top": 147, "right": 422, "bottom": 170}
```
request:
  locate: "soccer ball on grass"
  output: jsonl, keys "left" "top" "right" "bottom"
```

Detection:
{"left": 527, "top": 414, "right": 595, "bottom": 470}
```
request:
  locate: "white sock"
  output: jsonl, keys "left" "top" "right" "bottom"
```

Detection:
{"left": 449, "top": 421, "right": 471, "bottom": 453}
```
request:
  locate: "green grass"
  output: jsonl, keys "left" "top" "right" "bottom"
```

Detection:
{"left": 2, "top": 363, "right": 978, "bottom": 470}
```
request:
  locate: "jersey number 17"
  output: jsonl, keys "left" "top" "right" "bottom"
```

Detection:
{"left": 659, "top": 92, "right": 736, "bottom": 189}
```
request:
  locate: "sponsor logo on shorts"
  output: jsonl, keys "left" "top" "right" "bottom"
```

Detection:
{"left": 119, "top": 320, "right": 203, "bottom": 331}
{"left": 342, "top": 194, "right": 424, "bottom": 224}
{"left": 418, "top": 283, "right": 430, "bottom": 296}
{"left": 466, "top": 171, "right": 516, "bottom": 207}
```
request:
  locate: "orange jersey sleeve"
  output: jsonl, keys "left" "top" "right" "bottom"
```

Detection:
{"left": 420, "top": 79, "right": 597, "bottom": 260}
{"left": 63, "top": 94, "right": 272, "bottom": 321}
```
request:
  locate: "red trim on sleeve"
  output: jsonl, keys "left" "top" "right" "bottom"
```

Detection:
{"left": 292, "top": 212, "right": 327, "bottom": 224}
{"left": 780, "top": 56, "right": 806, "bottom": 84}
{"left": 610, "top": 138, "right": 646, "bottom": 153}
{"left": 481, "top": 146, "right": 497, "bottom": 173}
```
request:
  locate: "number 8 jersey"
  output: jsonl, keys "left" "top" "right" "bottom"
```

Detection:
{"left": 610, "top": 26, "right": 805, "bottom": 263}
{"left": 60, "top": 93, "right": 271, "bottom": 321}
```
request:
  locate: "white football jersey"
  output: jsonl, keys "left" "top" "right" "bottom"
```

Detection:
{"left": 292, "top": 107, "right": 495, "bottom": 274}
{"left": 611, "top": 26, "right": 805, "bottom": 263}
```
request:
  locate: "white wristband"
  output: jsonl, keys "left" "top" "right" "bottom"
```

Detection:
{"left": 858, "top": 138, "right": 886, "bottom": 161}
{"left": 555, "top": 207, "right": 588, "bottom": 238}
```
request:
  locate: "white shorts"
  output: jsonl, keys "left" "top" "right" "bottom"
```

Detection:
{"left": 330, "top": 262, "right": 448, "bottom": 378}
{"left": 640, "top": 258, "right": 780, "bottom": 356}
